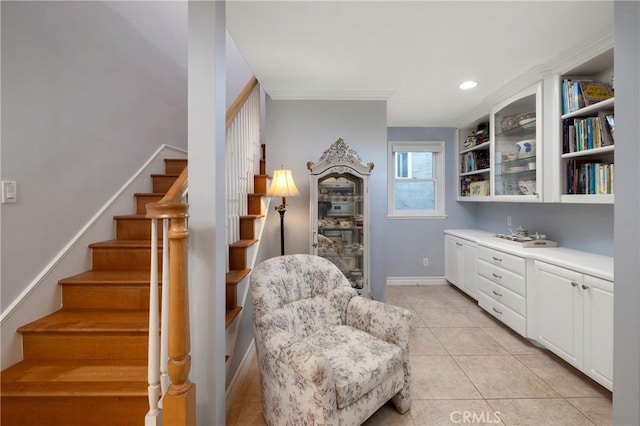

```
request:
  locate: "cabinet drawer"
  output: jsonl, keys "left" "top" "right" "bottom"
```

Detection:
{"left": 478, "top": 246, "right": 525, "bottom": 276}
{"left": 479, "top": 292, "right": 526, "bottom": 337}
{"left": 478, "top": 260, "right": 526, "bottom": 296}
{"left": 478, "top": 276, "right": 526, "bottom": 316}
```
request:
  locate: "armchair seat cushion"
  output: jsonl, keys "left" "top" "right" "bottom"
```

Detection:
{"left": 306, "top": 325, "right": 403, "bottom": 409}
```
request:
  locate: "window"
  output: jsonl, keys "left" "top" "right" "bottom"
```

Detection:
{"left": 388, "top": 141, "right": 446, "bottom": 218}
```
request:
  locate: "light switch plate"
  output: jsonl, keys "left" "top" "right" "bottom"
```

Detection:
{"left": 2, "top": 181, "right": 17, "bottom": 203}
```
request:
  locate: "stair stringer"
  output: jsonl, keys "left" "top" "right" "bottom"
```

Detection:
{"left": 0, "top": 145, "right": 187, "bottom": 370}
{"left": 225, "top": 196, "right": 271, "bottom": 398}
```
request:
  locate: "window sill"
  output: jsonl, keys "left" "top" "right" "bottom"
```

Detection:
{"left": 387, "top": 214, "right": 448, "bottom": 220}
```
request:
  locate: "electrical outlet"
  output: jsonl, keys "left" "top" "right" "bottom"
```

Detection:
{"left": 2, "top": 181, "right": 17, "bottom": 204}
{"left": 507, "top": 215, "right": 512, "bottom": 227}
{"left": 422, "top": 258, "right": 429, "bottom": 267}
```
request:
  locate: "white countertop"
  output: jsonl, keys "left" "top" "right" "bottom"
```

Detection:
{"left": 445, "top": 229, "right": 614, "bottom": 281}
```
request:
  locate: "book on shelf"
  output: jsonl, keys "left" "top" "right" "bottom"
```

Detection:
{"left": 562, "top": 78, "right": 591, "bottom": 114}
{"left": 578, "top": 81, "right": 614, "bottom": 107}
{"left": 562, "top": 113, "right": 614, "bottom": 153}
{"left": 460, "top": 150, "right": 489, "bottom": 174}
{"left": 566, "top": 160, "right": 614, "bottom": 195}
{"left": 561, "top": 78, "right": 613, "bottom": 114}
{"left": 460, "top": 176, "right": 485, "bottom": 197}
{"left": 605, "top": 113, "right": 615, "bottom": 142}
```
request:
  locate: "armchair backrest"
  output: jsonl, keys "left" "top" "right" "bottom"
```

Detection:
{"left": 250, "top": 254, "right": 357, "bottom": 339}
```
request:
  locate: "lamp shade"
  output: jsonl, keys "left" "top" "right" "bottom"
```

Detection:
{"left": 267, "top": 168, "right": 300, "bottom": 198}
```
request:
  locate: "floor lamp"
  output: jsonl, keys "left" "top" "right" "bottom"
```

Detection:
{"left": 267, "top": 167, "right": 300, "bottom": 255}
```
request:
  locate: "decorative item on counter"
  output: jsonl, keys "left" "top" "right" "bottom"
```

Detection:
{"left": 510, "top": 226, "right": 529, "bottom": 237}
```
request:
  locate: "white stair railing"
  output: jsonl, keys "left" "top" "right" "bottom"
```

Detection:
{"left": 225, "top": 77, "right": 261, "bottom": 247}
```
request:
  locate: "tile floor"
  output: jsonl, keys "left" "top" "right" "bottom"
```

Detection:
{"left": 227, "top": 284, "right": 612, "bottom": 425}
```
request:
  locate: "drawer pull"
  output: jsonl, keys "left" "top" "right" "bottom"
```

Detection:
{"left": 492, "top": 290, "right": 503, "bottom": 297}
{"left": 492, "top": 307, "right": 503, "bottom": 315}
{"left": 492, "top": 273, "right": 502, "bottom": 279}
{"left": 571, "top": 281, "right": 578, "bottom": 287}
{"left": 492, "top": 256, "right": 503, "bottom": 262}
{"left": 582, "top": 284, "right": 590, "bottom": 290}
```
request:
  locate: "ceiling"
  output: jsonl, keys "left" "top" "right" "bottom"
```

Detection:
{"left": 226, "top": 1, "right": 614, "bottom": 127}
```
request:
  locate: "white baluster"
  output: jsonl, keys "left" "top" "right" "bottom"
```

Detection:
{"left": 159, "top": 218, "right": 170, "bottom": 404}
{"left": 145, "top": 218, "right": 160, "bottom": 426}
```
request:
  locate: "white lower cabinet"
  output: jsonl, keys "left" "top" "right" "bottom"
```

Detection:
{"left": 477, "top": 246, "right": 527, "bottom": 336}
{"left": 532, "top": 261, "right": 613, "bottom": 390}
{"left": 445, "top": 235, "right": 478, "bottom": 299}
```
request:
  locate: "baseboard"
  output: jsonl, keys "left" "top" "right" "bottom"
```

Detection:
{"left": 226, "top": 339, "right": 256, "bottom": 410}
{"left": 386, "top": 277, "right": 448, "bottom": 286}
{"left": 1, "top": 144, "right": 186, "bottom": 369}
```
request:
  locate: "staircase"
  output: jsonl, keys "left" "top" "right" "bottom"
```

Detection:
{"left": 0, "top": 158, "right": 187, "bottom": 426}
{"left": 225, "top": 144, "right": 268, "bottom": 329}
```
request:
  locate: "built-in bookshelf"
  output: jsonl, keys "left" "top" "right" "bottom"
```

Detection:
{"left": 458, "top": 119, "right": 491, "bottom": 200}
{"left": 559, "top": 49, "right": 614, "bottom": 204}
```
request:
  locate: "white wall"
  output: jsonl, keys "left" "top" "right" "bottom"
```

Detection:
{"left": 226, "top": 30, "right": 254, "bottom": 108}
{"left": 264, "top": 98, "right": 388, "bottom": 300}
{"left": 0, "top": 1, "right": 188, "bottom": 312}
{"left": 613, "top": 1, "right": 640, "bottom": 424}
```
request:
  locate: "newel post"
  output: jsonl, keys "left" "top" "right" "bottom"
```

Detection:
{"left": 161, "top": 204, "right": 196, "bottom": 426}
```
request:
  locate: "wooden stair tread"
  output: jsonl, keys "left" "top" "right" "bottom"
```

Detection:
{"left": 229, "top": 239, "right": 258, "bottom": 249}
{"left": 240, "top": 214, "right": 264, "bottom": 219}
{"left": 89, "top": 239, "right": 161, "bottom": 249}
{"left": 59, "top": 270, "right": 158, "bottom": 285}
{"left": 134, "top": 192, "right": 166, "bottom": 197}
{"left": 18, "top": 310, "right": 149, "bottom": 334}
{"left": 1, "top": 360, "right": 147, "bottom": 397}
{"left": 225, "top": 307, "right": 242, "bottom": 328}
{"left": 226, "top": 269, "right": 251, "bottom": 285}
{"left": 113, "top": 214, "right": 150, "bottom": 220}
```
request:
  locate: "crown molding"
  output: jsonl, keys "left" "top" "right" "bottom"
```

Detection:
{"left": 266, "top": 89, "right": 395, "bottom": 101}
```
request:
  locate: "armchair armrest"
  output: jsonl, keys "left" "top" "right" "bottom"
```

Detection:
{"left": 255, "top": 323, "right": 338, "bottom": 425}
{"left": 346, "top": 296, "right": 413, "bottom": 351}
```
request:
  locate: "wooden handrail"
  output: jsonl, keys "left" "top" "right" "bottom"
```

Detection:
{"left": 226, "top": 75, "right": 258, "bottom": 129}
{"left": 161, "top": 168, "right": 188, "bottom": 204}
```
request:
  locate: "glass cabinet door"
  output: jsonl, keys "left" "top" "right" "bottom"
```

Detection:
{"left": 315, "top": 173, "right": 365, "bottom": 290}
{"left": 492, "top": 83, "right": 542, "bottom": 199}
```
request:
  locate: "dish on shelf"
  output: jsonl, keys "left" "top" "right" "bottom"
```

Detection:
{"left": 519, "top": 118, "right": 536, "bottom": 128}
{"left": 518, "top": 179, "right": 536, "bottom": 195}
{"left": 501, "top": 112, "right": 535, "bottom": 132}
{"left": 516, "top": 139, "right": 536, "bottom": 154}
{"left": 507, "top": 166, "right": 528, "bottom": 173}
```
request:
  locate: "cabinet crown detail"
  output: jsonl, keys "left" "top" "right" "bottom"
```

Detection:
{"left": 307, "top": 138, "right": 374, "bottom": 176}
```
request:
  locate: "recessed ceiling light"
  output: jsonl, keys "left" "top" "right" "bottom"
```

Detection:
{"left": 459, "top": 81, "right": 478, "bottom": 90}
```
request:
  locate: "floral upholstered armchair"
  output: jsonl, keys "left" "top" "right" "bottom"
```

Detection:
{"left": 250, "top": 254, "right": 413, "bottom": 426}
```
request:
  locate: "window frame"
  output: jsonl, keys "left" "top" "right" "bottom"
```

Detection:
{"left": 387, "top": 140, "right": 447, "bottom": 219}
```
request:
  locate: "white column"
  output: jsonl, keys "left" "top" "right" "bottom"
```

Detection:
{"left": 613, "top": 1, "right": 640, "bottom": 425}
{"left": 188, "top": 1, "right": 226, "bottom": 425}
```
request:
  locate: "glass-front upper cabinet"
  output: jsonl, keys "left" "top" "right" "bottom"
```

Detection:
{"left": 491, "top": 82, "right": 543, "bottom": 201}
{"left": 307, "top": 138, "right": 373, "bottom": 297}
